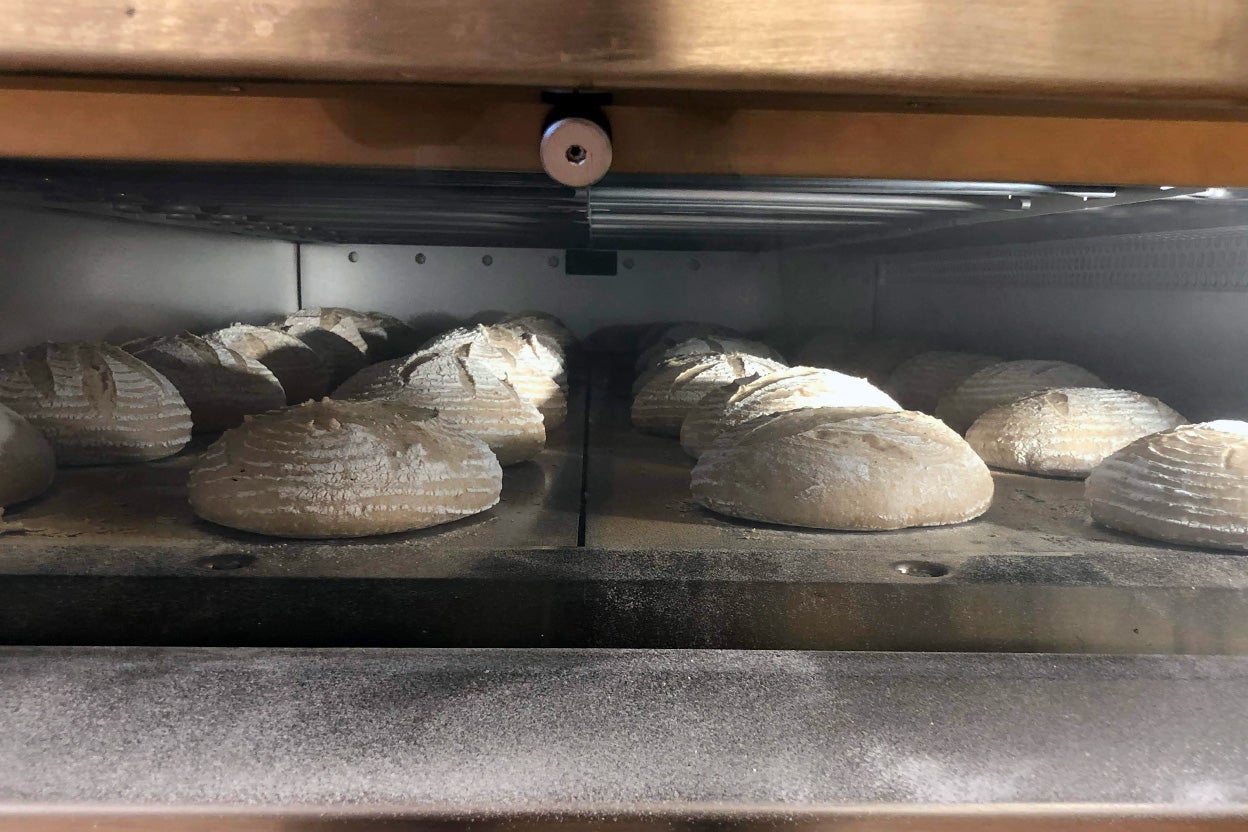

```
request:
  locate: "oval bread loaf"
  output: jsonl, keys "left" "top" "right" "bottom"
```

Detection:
{"left": 635, "top": 335, "right": 784, "bottom": 373}
{"left": 0, "top": 402, "right": 55, "bottom": 506}
{"left": 1085, "top": 420, "right": 1248, "bottom": 552}
{"left": 423, "top": 325, "right": 567, "bottom": 428}
{"left": 188, "top": 399, "right": 503, "bottom": 538}
{"left": 680, "top": 366, "right": 900, "bottom": 458}
{"left": 0, "top": 342, "right": 192, "bottom": 466}
{"left": 936, "top": 359, "right": 1107, "bottom": 434}
{"left": 966, "top": 387, "right": 1186, "bottom": 478}
{"left": 632, "top": 353, "right": 787, "bottom": 437}
{"left": 691, "top": 408, "right": 994, "bottom": 530}
{"left": 335, "top": 345, "right": 546, "bottom": 465}
{"left": 886, "top": 351, "right": 1002, "bottom": 413}
{"left": 125, "top": 333, "right": 287, "bottom": 433}
{"left": 205, "top": 324, "right": 330, "bottom": 405}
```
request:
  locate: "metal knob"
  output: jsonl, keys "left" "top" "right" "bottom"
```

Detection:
{"left": 540, "top": 116, "right": 613, "bottom": 187}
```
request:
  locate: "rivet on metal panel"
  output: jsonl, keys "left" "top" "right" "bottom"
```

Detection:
{"left": 414, "top": 253, "right": 426, "bottom": 265}
{"left": 689, "top": 258, "right": 701, "bottom": 271}
{"left": 347, "top": 251, "right": 359, "bottom": 263}
{"left": 482, "top": 254, "right": 493, "bottom": 266}
{"left": 892, "top": 560, "right": 950, "bottom": 578}
{"left": 622, "top": 257, "right": 635, "bottom": 270}
{"left": 547, "top": 255, "right": 560, "bottom": 268}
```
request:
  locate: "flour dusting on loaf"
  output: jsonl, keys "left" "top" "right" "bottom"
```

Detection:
{"left": 636, "top": 335, "right": 784, "bottom": 373}
{"left": 125, "top": 333, "right": 286, "bottom": 433}
{"left": 692, "top": 408, "right": 993, "bottom": 530}
{"left": 0, "top": 342, "right": 191, "bottom": 465}
{"left": 632, "top": 352, "right": 787, "bottom": 437}
{"left": 967, "top": 387, "right": 1186, "bottom": 478}
{"left": 680, "top": 366, "right": 900, "bottom": 458}
{"left": 498, "top": 311, "right": 577, "bottom": 352}
{"left": 936, "top": 359, "right": 1107, "bottom": 433}
{"left": 887, "top": 351, "right": 1002, "bottom": 413}
{"left": 335, "top": 345, "right": 546, "bottom": 465}
{"left": 206, "top": 324, "right": 330, "bottom": 405}
{"left": 1085, "top": 420, "right": 1248, "bottom": 552}
{"left": 188, "top": 398, "right": 502, "bottom": 538}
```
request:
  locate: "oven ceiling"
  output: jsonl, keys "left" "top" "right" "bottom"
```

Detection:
{"left": 0, "top": 160, "right": 1242, "bottom": 251}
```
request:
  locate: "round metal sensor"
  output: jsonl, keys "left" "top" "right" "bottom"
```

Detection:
{"left": 541, "top": 117, "right": 612, "bottom": 187}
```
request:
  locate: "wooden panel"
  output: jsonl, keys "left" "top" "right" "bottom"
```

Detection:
{"left": 1, "top": 83, "right": 1247, "bottom": 185}
{"left": 4, "top": 0, "right": 1248, "bottom": 110}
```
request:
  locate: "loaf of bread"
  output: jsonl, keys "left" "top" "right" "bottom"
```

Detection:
{"left": 691, "top": 409, "right": 994, "bottom": 530}
{"left": 639, "top": 322, "right": 742, "bottom": 355}
{"left": 422, "top": 325, "right": 567, "bottom": 428}
{"left": 966, "top": 387, "right": 1186, "bottom": 478}
{"left": 886, "top": 351, "right": 1002, "bottom": 413}
{"left": 680, "top": 366, "right": 900, "bottom": 458}
{"left": 499, "top": 311, "right": 576, "bottom": 351}
{"left": 335, "top": 345, "right": 546, "bottom": 465}
{"left": 188, "top": 399, "right": 503, "bottom": 538}
{"left": 1086, "top": 421, "right": 1248, "bottom": 551}
{"left": 636, "top": 335, "right": 785, "bottom": 373}
{"left": 124, "top": 333, "right": 286, "bottom": 433}
{"left": 0, "top": 342, "right": 192, "bottom": 465}
{"left": 280, "top": 307, "right": 418, "bottom": 361}
{"left": 275, "top": 310, "right": 370, "bottom": 388}
{"left": 631, "top": 353, "right": 787, "bottom": 437}
{"left": 0, "top": 402, "right": 55, "bottom": 507}
{"left": 936, "top": 359, "right": 1108, "bottom": 433}
{"left": 205, "top": 324, "right": 330, "bottom": 405}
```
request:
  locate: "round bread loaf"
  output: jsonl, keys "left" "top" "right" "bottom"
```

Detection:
{"left": 423, "top": 325, "right": 567, "bottom": 428}
{"left": 280, "top": 307, "right": 416, "bottom": 360}
{"left": 639, "top": 322, "right": 742, "bottom": 354}
{"left": 335, "top": 345, "right": 546, "bottom": 465}
{"left": 0, "top": 342, "right": 192, "bottom": 465}
{"left": 935, "top": 359, "right": 1108, "bottom": 434}
{"left": 365, "top": 311, "right": 423, "bottom": 358}
{"left": 276, "top": 311, "right": 370, "bottom": 388}
{"left": 188, "top": 399, "right": 503, "bottom": 538}
{"left": 205, "top": 324, "right": 330, "bottom": 405}
{"left": 499, "top": 311, "right": 576, "bottom": 351}
{"left": 886, "top": 350, "right": 1002, "bottom": 413}
{"left": 691, "top": 409, "right": 994, "bottom": 530}
{"left": 1086, "top": 421, "right": 1248, "bottom": 552}
{"left": 631, "top": 353, "right": 787, "bottom": 437}
{"left": 680, "top": 366, "right": 901, "bottom": 458}
{"left": 125, "top": 333, "right": 286, "bottom": 433}
{"left": 966, "top": 387, "right": 1186, "bottom": 478}
{"left": 635, "top": 335, "right": 784, "bottom": 373}
{"left": 0, "top": 402, "right": 55, "bottom": 507}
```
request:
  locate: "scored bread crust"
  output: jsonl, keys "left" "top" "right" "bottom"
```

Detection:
{"left": 206, "top": 324, "right": 331, "bottom": 405}
{"left": 679, "top": 366, "right": 900, "bottom": 458}
{"left": 0, "top": 342, "right": 192, "bottom": 466}
{"left": 691, "top": 408, "right": 994, "bottom": 531}
{"left": 631, "top": 352, "right": 787, "bottom": 437}
{"left": 335, "top": 345, "right": 546, "bottom": 465}
{"left": 966, "top": 387, "right": 1186, "bottom": 478}
{"left": 1085, "top": 420, "right": 1248, "bottom": 552}
{"left": 188, "top": 398, "right": 503, "bottom": 538}
{"left": 936, "top": 359, "right": 1107, "bottom": 434}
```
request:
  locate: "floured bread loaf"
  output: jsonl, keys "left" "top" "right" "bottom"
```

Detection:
{"left": 680, "top": 366, "right": 901, "bottom": 458}
{"left": 967, "top": 387, "right": 1186, "bottom": 478}
{"left": 887, "top": 351, "right": 1002, "bottom": 413}
{"left": 691, "top": 409, "right": 994, "bottom": 530}
{"left": 276, "top": 310, "right": 370, "bottom": 388}
{"left": 0, "top": 342, "right": 191, "bottom": 465}
{"left": 279, "top": 307, "right": 416, "bottom": 360}
{"left": 631, "top": 353, "right": 787, "bottom": 437}
{"left": 639, "top": 322, "right": 742, "bottom": 355}
{"left": 0, "top": 402, "right": 55, "bottom": 507}
{"left": 189, "top": 399, "right": 502, "bottom": 538}
{"left": 936, "top": 359, "right": 1107, "bottom": 434}
{"left": 335, "top": 345, "right": 546, "bottom": 465}
{"left": 636, "top": 335, "right": 785, "bottom": 373}
{"left": 1086, "top": 421, "right": 1248, "bottom": 551}
{"left": 125, "top": 333, "right": 286, "bottom": 433}
{"left": 499, "top": 311, "right": 577, "bottom": 351}
{"left": 205, "top": 324, "right": 330, "bottom": 405}
{"left": 423, "top": 325, "right": 567, "bottom": 427}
